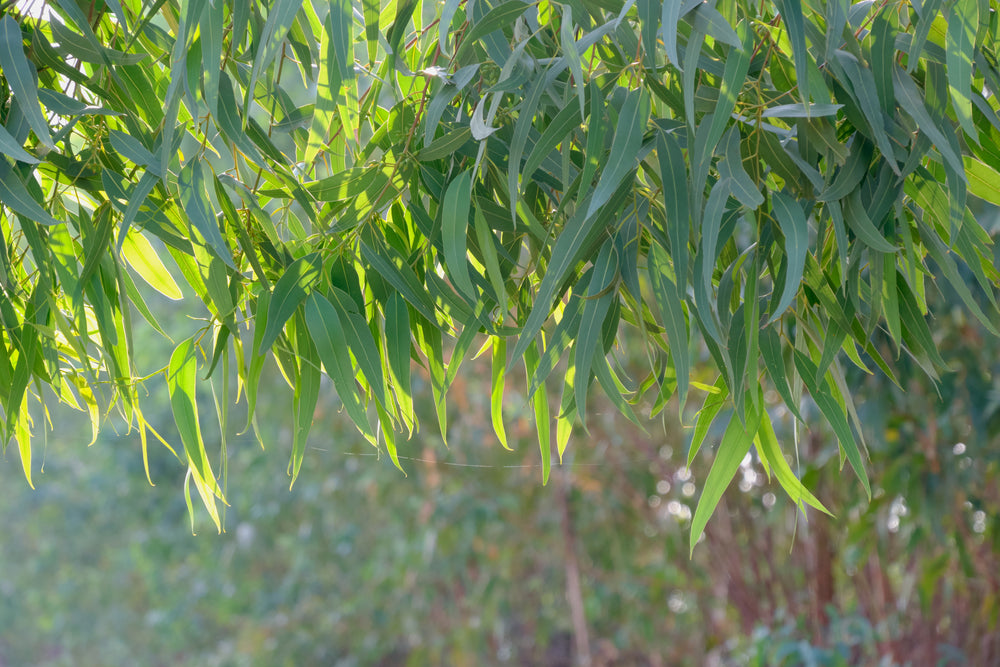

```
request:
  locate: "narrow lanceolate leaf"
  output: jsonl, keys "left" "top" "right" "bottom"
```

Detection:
{"left": 574, "top": 240, "right": 619, "bottom": 432}
{"left": 755, "top": 409, "right": 831, "bottom": 514}
{"left": 491, "top": 337, "right": 510, "bottom": 450}
{"left": 779, "top": 0, "right": 810, "bottom": 106}
{"left": 688, "top": 377, "right": 728, "bottom": 466}
{"left": 587, "top": 89, "right": 649, "bottom": 217}
{"left": 523, "top": 341, "right": 552, "bottom": 485}
{"left": 0, "top": 123, "right": 39, "bottom": 163}
{"left": 965, "top": 156, "right": 1000, "bottom": 206}
{"left": 768, "top": 192, "right": 808, "bottom": 323}
{"left": 329, "top": 0, "right": 354, "bottom": 79}
{"left": 258, "top": 253, "right": 323, "bottom": 355}
{"left": 561, "top": 5, "right": 586, "bottom": 120}
{"left": 661, "top": 0, "right": 684, "bottom": 67}
{"left": 0, "top": 162, "right": 60, "bottom": 225}
{"left": 690, "top": 401, "right": 762, "bottom": 554}
{"left": 946, "top": 0, "right": 978, "bottom": 142}
{"left": 442, "top": 170, "right": 476, "bottom": 300}
{"left": 719, "top": 126, "right": 763, "bottom": 209}
{"left": 200, "top": 0, "right": 224, "bottom": 115}
{"left": 362, "top": 0, "right": 379, "bottom": 65}
{"left": 657, "top": 131, "right": 690, "bottom": 293}
{"left": 16, "top": 403, "right": 33, "bottom": 489}
{"left": 168, "top": 337, "right": 224, "bottom": 531}
{"left": 692, "top": 20, "right": 751, "bottom": 193}
{"left": 385, "top": 293, "right": 414, "bottom": 433}
{"left": 178, "top": 159, "right": 235, "bottom": 268}
{"left": 794, "top": 350, "right": 871, "bottom": 499}
{"left": 245, "top": 0, "right": 304, "bottom": 116}
{"left": 120, "top": 232, "right": 184, "bottom": 300}
{"left": 290, "top": 319, "right": 321, "bottom": 487}
{"left": 330, "top": 288, "right": 389, "bottom": 412}
{"left": 305, "top": 9, "right": 342, "bottom": 166}
{"left": 893, "top": 65, "right": 966, "bottom": 179}
{"left": 508, "top": 75, "right": 549, "bottom": 221}
{"left": 0, "top": 16, "right": 53, "bottom": 148}
{"left": 304, "top": 292, "right": 376, "bottom": 443}
{"left": 650, "top": 245, "right": 690, "bottom": 414}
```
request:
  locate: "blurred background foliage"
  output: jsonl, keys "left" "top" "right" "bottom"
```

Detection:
{"left": 2, "top": 203, "right": 999, "bottom": 667}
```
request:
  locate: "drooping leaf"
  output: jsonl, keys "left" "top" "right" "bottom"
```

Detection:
{"left": 258, "top": 253, "right": 323, "bottom": 355}
{"left": 0, "top": 16, "right": 53, "bottom": 148}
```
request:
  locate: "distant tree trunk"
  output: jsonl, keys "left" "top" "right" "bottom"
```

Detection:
{"left": 559, "top": 469, "right": 591, "bottom": 666}
{"left": 807, "top": 431, "right": 834, "bottom": 644}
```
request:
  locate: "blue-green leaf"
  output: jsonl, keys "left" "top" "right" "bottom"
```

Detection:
{"left": 305, "top": 292, "right": 377, "bottom": 442}
{"left": 768, "top": 192, "right": 808, "bottom": 323}
{"left": 258, "top": 253, "right": 323, "bottom": 355}
{"left": 0, "top": 16, "right": 53, "bottom": 148}
{"left": 893, "top": 65, "right": 966, "bottom": 179}
{"left": 587, "top": 88, "right": 649, "bottom": 217}
{"left": 0, "top": 162, "right": 60, "bottom": 225}
{"left": 442, "top": 169, "right": 476, "bottom": 300}
{"left": 0, "top": 123, "right": 39, "bottom": 163}
{"left": 245, "top": 0, "right": 304, "bottom": 116}
{"left": 177, "top": 159, "right": 235, "bottom": 268}
{"left": 946, "top": 0, "right": 978, "bottom": 142}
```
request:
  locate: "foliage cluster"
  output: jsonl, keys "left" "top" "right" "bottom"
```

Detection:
{"left": 2, "top": 0, "right": 1000, "bottom": 537}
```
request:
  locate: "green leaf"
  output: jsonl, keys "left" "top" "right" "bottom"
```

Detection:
{"left": 459, "top": 0, "right": 530, "bottom": 53}
{"left": 657, "top": 131, "right": 690, "bottom": 293}
{"left": 688, "top": 377, "right": 728, "bottom": 466}
{"left": 258, "top": 253, "right": 323, "bottom": 355}
{"left": 755, "top": 409, "right": 831, "bottom": 514}
{"left": 168, "top": 337, "right": 224, "bottom": 531}
{"left": 0, "top": 123, "right": 39, "bottom": 163}
{"left": 245, "top": 0, "right": 305, "bottom": 116}
{"left": 521, "top": 98, "right": 581, "bottom": 192}
{"left": 304, "top": 292, "right": 376, "bottom": 443}
{"left": 491, "top": 337, "right": 510, "bottom": 450}
{"left": 778, "top": 0, "right": 809, "bottom": 106}
{"left": 650, "top": 244, "right": 690, "bottom": 414}
{"left": 964, "top": 156, "right": 1000, "bottom": 205}
{"left": 718, "top": 126, "right": 763, "bottom": 209}
{"left": 420, "top": 127, "right": 473, "bottom": 161}
{"left": 843, "top": 191, "right": 897, "bottom": 254}
{"left": 441, "top": 169, "right": 476, "bottom": 300}
{"left": 870, "top": 12, "right": 897, "bottom": 115}
{"left": 661, "top": 0, "right": 684, "bottom": 67}
{"left": 574, "top": 240, "right": 619, "bottom": 431}
{"left": 561, "top": 5, "right": 586, "bottom": 119}
{"left": 385, "top": 293, "right": 414, "bottom": 433}
{"left": 690, "top": 400, "right": 762, "bottom": 553}
{"left": 290, "top": 317, "right": 321, "bottom": 486}
{"left": 893, "top": 65, "right": 966, "bottom": 179}
{"left": 760, "top": 326, "right": 804, "bottom": 422}
{"left": 0, "top": 16, "right": 53, "bottom": 148}
{"left": 523, "top": 340, "right": 552, "bottom": 485}
{"left": 330, "top": 287, "right": 389, "bottom": 412}
{"left": 768, "top": 192, "right": 808, "bottom": 323}
{"left": 177, "top": 159, "right": 235, "bottom": 268}
{"left": 945, "top": 0, "right": 978, "bottom": 141}
{"left": 760, "top": 103, "right": 843, "bottom": 118}
{"left": 587, "top": 89, "right": 649, "bottom": 217}
{"left": 359, "top": 239, "right": 439, "bottom": 325}
{"left": 833, "top": 50, "right": 898, "bottom": 175}
{"left": 793, "top": 350, "right": 871, "bottom": 499}
{"left": 0, "top": 162, "right": 60, "bottom": 225}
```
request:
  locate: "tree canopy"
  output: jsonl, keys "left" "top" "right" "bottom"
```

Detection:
{"left": 1, "top": 0, "right": 1000, "bottom": 538}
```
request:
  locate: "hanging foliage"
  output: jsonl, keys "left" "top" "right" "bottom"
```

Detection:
{"left": 1, "top": 0, "right": 1000, "bottom": 538}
